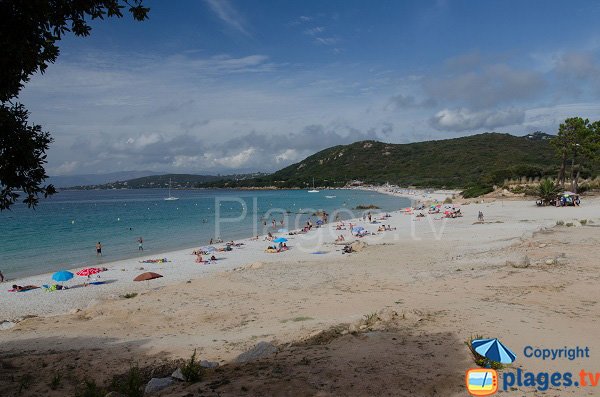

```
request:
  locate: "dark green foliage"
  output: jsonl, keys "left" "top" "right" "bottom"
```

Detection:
{"left": 461, "top": 184, "right": 494, "bottom": 198}
{"left": 1, "top": 1, "right": 149, "bottom": 209}
{"left": 111, "top": 365, "right": 144, "bottom": 397}
{"left": 551, "top": 117, "right": 600, "bottom": 192}
{"left": 538, "top": 179, "right": 560, "bottom": 205}
{"left": 181, "top": 349, "right": 203, "bottom": 383}
{"left": 1, "top": 0, "right": 149, "bottom": 100}
{"left": 50, "top": 372, "right": 62, "bottom": 390}
{"left": 201, "top": 133, "right": 562, "bottom": 190}
{"left": 0, "top": 104, "right": 56, "bottom": 209}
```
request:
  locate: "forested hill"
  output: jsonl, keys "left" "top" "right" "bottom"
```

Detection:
{"left": 206, "top": 132, "right": 559, "bottom": 189}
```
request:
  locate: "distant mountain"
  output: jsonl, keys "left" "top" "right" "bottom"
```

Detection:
{"left": 48, "top": 171, "right": 160, "bottom": 188}
{"left": 69, "top": 172, "right": 267, "bottom": 189}
{"left": 201, "top": 133, "right": 563, "bottom": 189}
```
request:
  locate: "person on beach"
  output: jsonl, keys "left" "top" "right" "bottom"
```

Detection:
{"left": 96, "top": 242, "right": 102, "bottom": 257}
{"left": 0, "top": 270, "right": 4, "bottom": 282}
{"left": 138, "top": 237, "right": 143, "bottom": 251}
{"left": 478, "top": 211, "right": 484, "bottom": 222}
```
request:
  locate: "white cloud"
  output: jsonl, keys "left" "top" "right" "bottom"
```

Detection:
{"left": 204, "top": 0, "right": 251, "bottom": 36}
{"left": 304, "top": 26, "right": 325, "bottom": 36}
{"left": 430, "top": 108, "right": 525, "bottom": 132}
{"left": 314, "top": 37, "right": 339, "bottom": 46}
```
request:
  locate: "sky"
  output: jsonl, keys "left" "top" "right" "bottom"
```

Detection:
{"left": 19, "top": 0, "right": 600, "bottom": 176}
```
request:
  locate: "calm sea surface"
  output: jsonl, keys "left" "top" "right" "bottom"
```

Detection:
{"left": 0, "top": 189, "right": 409, "bottom": 278}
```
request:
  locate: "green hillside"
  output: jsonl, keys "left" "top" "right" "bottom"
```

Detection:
{"left": 206, "top": 132, "right": 560, "bottom": 189}
{"left": 68, "top": 173, "right": 266, "bottom": 189}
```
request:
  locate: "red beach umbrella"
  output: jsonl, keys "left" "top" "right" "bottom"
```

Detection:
{"left": 76, "top": 267, "right": 103, "bottom": 277}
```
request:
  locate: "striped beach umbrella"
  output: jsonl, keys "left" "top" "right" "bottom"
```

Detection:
{"left": 471, "top": 338, "right": 516, "bottom": 364}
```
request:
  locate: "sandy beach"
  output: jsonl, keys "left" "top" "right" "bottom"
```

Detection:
{"left": 1, "top": 195, "right": 600, "bottom": 396}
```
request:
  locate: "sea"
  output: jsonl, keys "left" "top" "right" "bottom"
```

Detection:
{"left": 0, "top": 189, "right": 410, "bottom": 278}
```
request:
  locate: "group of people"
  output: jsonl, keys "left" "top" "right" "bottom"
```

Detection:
{"left": 377, "top": 224, "right": 396, "bottom": 232}
{"left": 265, "top": 242, "right": 288, "bottom": 253}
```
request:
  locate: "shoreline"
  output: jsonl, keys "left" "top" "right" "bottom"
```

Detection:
{"left": 2, "top": 196, "right": 600, "bottom": 395}
{"left": 0, "top": 195, "right": 409, "bottom": 321}
{"left": 1, "top": 194, "right": 594, "bottom": 323}
{"left": 1, "top": 188, "right": 405, "bottom": 281}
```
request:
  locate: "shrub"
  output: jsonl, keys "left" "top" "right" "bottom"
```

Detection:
{"left": 556, "top": 220, "right": 565, "bottom": 226}
{"left": 538, "top": 179, "right": 560, "bottom": 205}
{"left": 75, "top": 380, "right": 104, "bottom": 397}
{"left": 181, "top": 349, "right": 203, "bottom": 383}
{"left": 111, "top": 365, "right": 143, "bottom": 397}
{"left": 566, "top": 222, "right": 574, "bottom": 227}
{"left": 354, "top": 204, "right": 380, "bottom": 210}
{"left": 580, "top": 219, "right": 588, "bottom": 225}
{"left": 443, "top": 197, "right": 453, "bottom": 204}
{"left": 461, "top": 184, "right": 493, "bottom": 198}
{"left": 121, "top": 292, "right": 138, "bottom": 299}
{"left": 50, "top": 373, "right": 61, "bottom": 390}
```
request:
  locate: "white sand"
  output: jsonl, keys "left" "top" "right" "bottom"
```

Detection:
{"left": 0, "top": 195, "right": 595, "bottom": 322}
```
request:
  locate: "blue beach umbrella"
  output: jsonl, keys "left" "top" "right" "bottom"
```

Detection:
{"left": 273, "top": 237, "right": 288, "bottom": 243}
{"left": 471, "top": 338, "right": 516, "bottom": 364}
{"left": 52, "top": 270, "right": 74, "bottom": 282}
{"left": 351, "top": 226, "right": 365, "bottom": 234}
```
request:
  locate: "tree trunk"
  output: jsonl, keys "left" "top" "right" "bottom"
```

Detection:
{"left": 557, "top": 151, "right": 567, "bottom": 187}
{"left": 569, "top": 156, "right": 575, "bottom": 187}
{"left": 573, "top": 169, "right": 580, "bottom": 194}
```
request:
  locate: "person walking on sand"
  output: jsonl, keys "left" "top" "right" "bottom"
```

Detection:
{"left": 96, "top": 242, "right": 102, "bottom": 257}
{"left": 138, "top": 237, "right": 143, "bottom": 251}
{"left": 478, "top": 211, "right": 484, "bottom": 222}
{"left": 0, "top": 270, "right": 4, "bottom": 282}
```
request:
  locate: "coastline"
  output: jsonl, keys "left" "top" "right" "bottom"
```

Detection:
{"left": 1, "top": 195, "right": 600, "bottom": 395}
{"left": 0, "top": 193, "right": 591, "bottom": 323}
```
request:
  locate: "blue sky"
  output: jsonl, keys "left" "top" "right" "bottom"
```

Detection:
{"left": 19, "top": 0, "right": 600, "bottom": 175}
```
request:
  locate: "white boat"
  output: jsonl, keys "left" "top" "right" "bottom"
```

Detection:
{"left": 325, "top": 195, "right": 336, "bottom": 199}
{"left": 164, "top": 178, "right": 179, "bottom": 201}
{"left": 308, "top": 177, "right": 319, "bottom": 193}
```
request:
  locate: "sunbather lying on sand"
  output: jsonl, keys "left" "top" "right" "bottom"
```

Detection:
{"left": 10, "top": 285, "right": 39, "bottom": 292}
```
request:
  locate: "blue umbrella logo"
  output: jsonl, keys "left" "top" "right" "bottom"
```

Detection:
{"left": 471, "top": 338, "right": 516, "bottom": 364}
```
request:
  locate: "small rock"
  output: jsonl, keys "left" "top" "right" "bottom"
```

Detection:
{"left": 0, "top": 321, "right": 16, "bottom": 330}
{"left": 545, "top": 258, "right": 556, "bottom": 265}
{"left": 359, "top": 324, "right": 367, "bottom": 330}
{"left": 69, "top": 308, "right": 81, "bottom": 315}
{"left": 340, "top": 330, "right": 349, "bottom": 335}
{"left": 171, "top": 368, "right": 184, "bottom": 381}
{"left": 235, "top": 341, "right": 278, "bottom": 363}
{"left": 145, "top": 377, "right": 174, "bottom": 394}
{"left": 348, "top": 323, "right": 359, "bottom": 334}
{"left": 538, "top": 243, "right": 547, "bottom": 248}
{"left": 200, "top": 360, "right": 219, "bottom": 369}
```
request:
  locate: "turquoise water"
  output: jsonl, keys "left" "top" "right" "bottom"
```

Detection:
{"left": 0, "top": 189, "right": 409, "bottom": 278}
